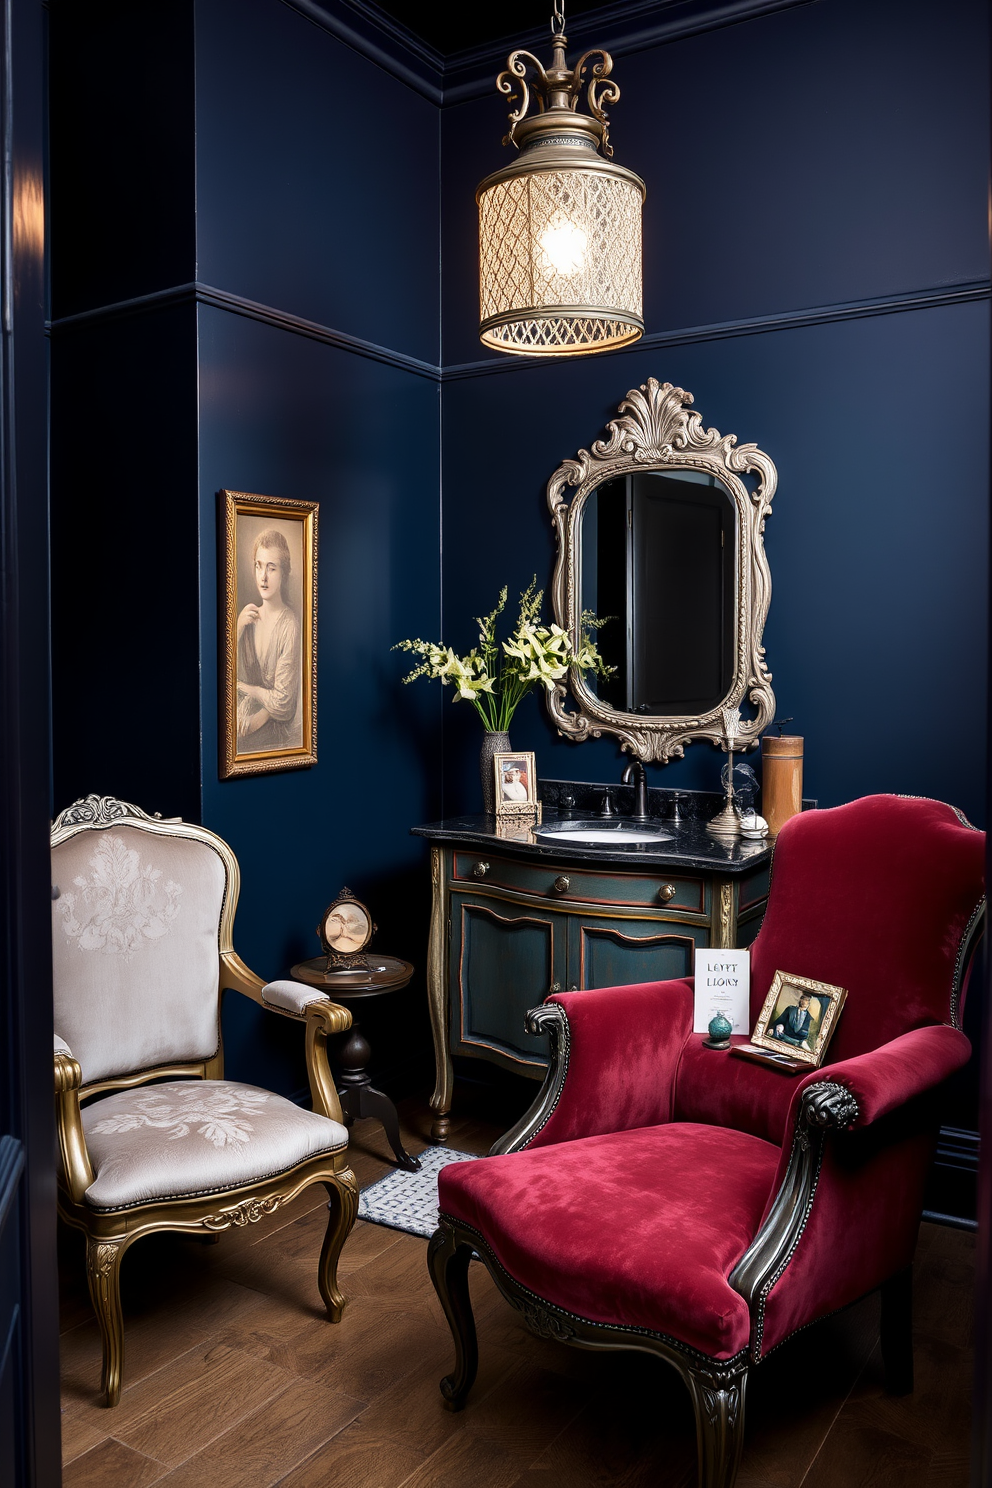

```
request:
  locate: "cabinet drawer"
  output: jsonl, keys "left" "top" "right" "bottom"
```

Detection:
{"left": 451, "top": 849, "right": 705, "bottom": 914}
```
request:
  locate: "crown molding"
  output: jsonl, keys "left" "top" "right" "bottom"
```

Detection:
{"left": 282, "top": 0, "right": 818, "bottom": 107}
{"left": 280, "top": 0, "right": 443, "bottom": 103}
{"left": 441, "top": 0, "right": 818, "bottom": 105}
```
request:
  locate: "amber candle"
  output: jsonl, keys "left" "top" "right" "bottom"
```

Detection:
{"left": 761, "top": 735, "right": 803, "bottom": 837}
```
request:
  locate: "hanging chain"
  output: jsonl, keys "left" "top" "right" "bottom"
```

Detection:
{"left": 551, "top": 0, "right": 565, "bottom": 37}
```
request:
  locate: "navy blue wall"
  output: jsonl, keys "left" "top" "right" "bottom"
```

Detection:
{"left": 194, "top": 0, "right": 439, "bottom": 364}
{"left": 439, "top": 0, "right": 990, "bottom": 826}
{"left": 49, "top": 0, "right": 989, "bottom": 1106}
{"left": 192, "top": 1, "right": 443, "bottom": 1091}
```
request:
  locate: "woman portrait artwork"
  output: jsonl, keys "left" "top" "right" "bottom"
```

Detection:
{"left": 237, "top": 527, "right": 302, "bottom": 753}
{"left": 220, "top": 490, "right": 318, "bottom": 779}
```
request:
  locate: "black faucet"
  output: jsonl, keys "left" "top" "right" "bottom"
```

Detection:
{"left": 621, "top": 759, "right": 650, "bottom": 822}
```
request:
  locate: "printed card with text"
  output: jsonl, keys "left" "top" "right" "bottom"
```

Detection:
{"left": 693, "top": 948, "right": 751, "bottom": 1034}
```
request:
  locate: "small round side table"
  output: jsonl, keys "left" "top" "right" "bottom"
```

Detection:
{"left": 290, "top": 954, "right": 421, "bottom": 1173}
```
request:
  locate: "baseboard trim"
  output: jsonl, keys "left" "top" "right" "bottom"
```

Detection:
{"left": 922, "top": 1210, "right": 978, "bottom": 1233}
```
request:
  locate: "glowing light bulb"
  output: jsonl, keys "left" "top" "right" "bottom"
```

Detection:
{"left": 539, "top": 218, "right": 587, "bottom": 276}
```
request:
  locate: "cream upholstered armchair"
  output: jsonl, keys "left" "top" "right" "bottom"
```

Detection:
{"left": 51, "top": 794, "right": 358, "bottom": 1406}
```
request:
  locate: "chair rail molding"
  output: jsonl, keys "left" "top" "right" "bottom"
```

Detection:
{"left": 46, "top": 279, "right": 991, "bottom": 386}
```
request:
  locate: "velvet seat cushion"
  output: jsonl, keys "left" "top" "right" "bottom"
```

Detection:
{"left": 81, "top": 1080, "right": 348, "bottom": 1210}
{"left": 439, "top": 1123, "right": 781, "bottom": 1359}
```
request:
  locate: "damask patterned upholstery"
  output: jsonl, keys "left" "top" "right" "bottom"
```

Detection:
{"left": 52, "top": 826, "right": 226, "bottom": 1083}
{"left": 262, "top": 979, "right": 335, "bottom": 1018}
{"left": 51, "top": 797, "right": 360, "bottom": 1407}
{"left": 81, "top": 1079, "right": 348, "bottom": 1210}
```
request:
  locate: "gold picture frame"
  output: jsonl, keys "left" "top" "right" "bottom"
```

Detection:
{"left": 219, "top": 489, "right": 318, "bottom": 779}
{"left": 493, "top": 750, "right": 541, "bottom": 823}
{"left": 750, "top": 970, "right": 848, "bottom": 1068}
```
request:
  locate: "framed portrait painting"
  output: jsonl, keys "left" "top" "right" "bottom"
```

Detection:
{"left": 219, "top": 489, "right": 318, "bottom": 779}
{"left": 493, "top": 751, "right": 537, "bottom": 807}
{"left": 750, "top": 970, "right": 847, "bottom": 1068}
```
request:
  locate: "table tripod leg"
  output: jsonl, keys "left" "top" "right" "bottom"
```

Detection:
{"left": 357, "top": 1086, "right": 421, "bottom": 1172}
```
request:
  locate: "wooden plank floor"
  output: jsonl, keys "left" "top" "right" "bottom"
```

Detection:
{"left": 59, "top": 1098, "right": 976, "bottom": 1488}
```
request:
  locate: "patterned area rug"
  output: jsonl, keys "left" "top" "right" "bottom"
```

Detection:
{"left": 358, "top": 1146, "right": 481, "bottom": 1239}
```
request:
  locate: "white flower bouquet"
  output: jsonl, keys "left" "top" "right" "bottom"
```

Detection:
{"left": 394, "top": 578, "right": 613, "bottom": 732}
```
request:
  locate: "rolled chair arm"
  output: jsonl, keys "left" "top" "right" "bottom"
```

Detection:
{"left": 54, "top": 1034, "right": 95, "bottom": 1203}
{"left": 491, "top": 979, "right": 694, "bottom": 1154}
{"left": 731, "top": 1022, "right": 972, "bottom": 1357}
{"left": 797, "top": 1023, "right": 972, "bottom": 1131}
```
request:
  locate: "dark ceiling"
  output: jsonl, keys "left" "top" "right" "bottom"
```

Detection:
{"left": 372, "top": 1, "right": 610, "bottom": 56}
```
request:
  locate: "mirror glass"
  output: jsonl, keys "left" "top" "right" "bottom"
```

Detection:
{"left": 580, "top": 471, "right": 737, "bottom": 717}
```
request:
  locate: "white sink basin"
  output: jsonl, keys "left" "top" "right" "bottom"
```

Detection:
{"left": 535, "top": 822, "right": 673, "bottom": 846}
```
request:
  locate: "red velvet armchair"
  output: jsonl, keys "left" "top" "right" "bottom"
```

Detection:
{"left": 428, "top": 795, "right": 985, "bottom": 1488}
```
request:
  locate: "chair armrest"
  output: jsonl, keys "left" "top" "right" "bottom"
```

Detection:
{"left": 53, "top": 1035, "right": 95, "bottom": 1203}
{"left": 220, "top": 949, "right": 268, "bottom": 1004}
{"left": 221, "top": 955, "right": 352, "bottom": 1123}
{"left": 798, "top": 1023, "right": 972, "bottom": 1130}
{"left": 262, "top": 978, "right": 350, "bottom": 1025}
{"left": 490, "top": 978, "right": 694, "bottom": 1154}
{"left": 730, "top": 1023, "right": 972, "bottom": 1357}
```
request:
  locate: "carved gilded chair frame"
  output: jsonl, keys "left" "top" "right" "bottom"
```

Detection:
{"left": 51, "top": 794, "right": 358, "bottom": 1406}
{"left": 546, "top": 379, "right": 777, "bottom": 762}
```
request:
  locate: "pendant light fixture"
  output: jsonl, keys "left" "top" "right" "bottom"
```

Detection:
{"left": 476, "top": 0, "right": 645, "bottom": 357}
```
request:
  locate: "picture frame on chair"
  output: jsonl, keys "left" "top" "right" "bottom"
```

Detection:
{"left": 219, "top": 489, "right": 318, "bottom": 779}
{"left": 749, "top": 970, "right": 847, "bottom": 1067}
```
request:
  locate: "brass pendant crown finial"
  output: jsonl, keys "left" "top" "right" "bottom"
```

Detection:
{"left": 497, "top": 36, "right": 621, "bottom": 156}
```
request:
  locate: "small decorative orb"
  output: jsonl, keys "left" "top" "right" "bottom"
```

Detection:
{"left": 708, "top": 1012, "right": 733, "bottom": 1044}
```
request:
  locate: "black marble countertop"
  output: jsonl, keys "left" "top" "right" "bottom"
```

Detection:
{"left": 411, "top": 813, "right": 773, "bottom": 875}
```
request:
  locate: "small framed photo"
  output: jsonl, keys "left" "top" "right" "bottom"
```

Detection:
{"left": 493, "top": 751, "right": 537, "bottom": 808}
{"left": 219, "top": 490, "right": 318, "bottom": 779}
{"left": 751, "top": 971, "right": 847, "bottom": 1068}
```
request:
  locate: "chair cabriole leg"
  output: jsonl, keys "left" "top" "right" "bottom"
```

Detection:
{"left": 684, "top": 1361, "right": 748, "bottom": 1488}
{"left": 319, "top": 1169, "right": 358, "bottom": 1320}
{"left": 427, "top": 1223, "right": 478, "bottom": 1410}
{"left": 880, "top": 1264, "right": 914, "bottom": 1395}
{"left": 85, "top": 1236, "right": 128, "bottom": 1407}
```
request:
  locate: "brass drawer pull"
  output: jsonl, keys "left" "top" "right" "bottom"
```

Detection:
{"left": 472, "top": 861, "right": 490, "bottom": 879}
{"left": 548, "top": 982, "right": 562, "bottom": 996}
{"left": 553, "top": 875, "right": 570, "bottom": 894}
{"left": 658, "top": 883, "right": 677, "bottom": 902}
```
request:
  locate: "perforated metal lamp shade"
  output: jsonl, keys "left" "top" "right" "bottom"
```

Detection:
{"left": 477, "top": 37, "right": 645, "bottom": 356}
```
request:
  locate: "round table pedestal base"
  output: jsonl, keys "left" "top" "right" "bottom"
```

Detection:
{"left": 290, "top": 956, "right": 421, "bottom": 1173}
{"left": 335, "top": 1022, "right": 421, "bottom": 1172}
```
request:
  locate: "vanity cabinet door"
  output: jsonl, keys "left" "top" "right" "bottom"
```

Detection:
{"left": 448, "top": 891, "right": 567, "bottom": 1075}
{"left": 568, "top": 915, "right": 702, "bottom": 991}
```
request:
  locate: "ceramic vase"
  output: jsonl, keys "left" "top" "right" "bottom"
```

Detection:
{"left": 480, "top": 730, "right": 511, "bottom": 815}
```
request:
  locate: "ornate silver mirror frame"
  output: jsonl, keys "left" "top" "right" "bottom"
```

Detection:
{"left": 546, "top": 379, "right": 777, "bottom": 762}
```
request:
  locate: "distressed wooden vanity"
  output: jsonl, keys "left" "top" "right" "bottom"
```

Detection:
{"left": 412, "top": 810, "right": 772, "bottom": 1142}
